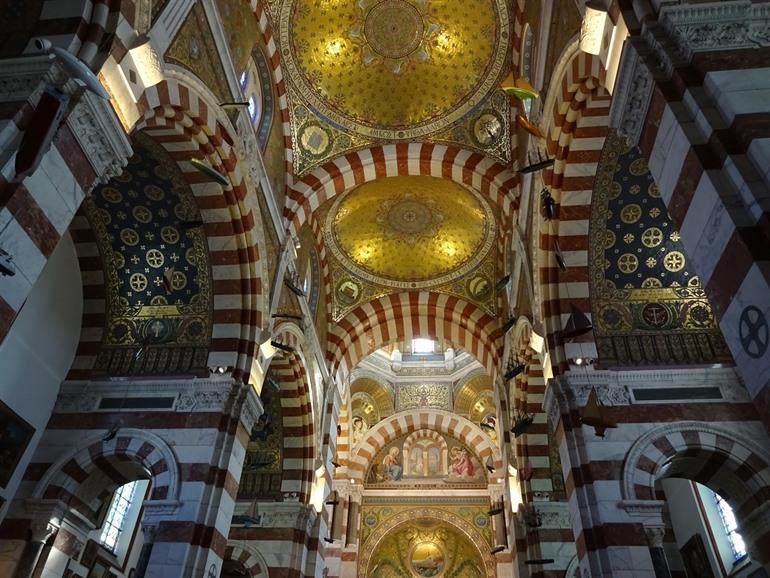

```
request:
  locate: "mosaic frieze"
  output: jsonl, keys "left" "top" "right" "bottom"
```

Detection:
{"left": 589, "top": 132, "right": 731, "bottom": 366}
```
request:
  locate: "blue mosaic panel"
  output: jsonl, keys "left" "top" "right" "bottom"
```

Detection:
{"left": 86, "top": 133, "right": 211, "bottom": 375}
{"left": 589, "top": 133, "right": 730, "bottom": 366}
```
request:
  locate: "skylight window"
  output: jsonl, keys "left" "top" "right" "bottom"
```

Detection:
{"left": 713, "top": 491, "right": 747, "bottom": 561}
{"left": 412, "top": 338, "right": 434, "bottom": 354}
{"left": 100, "top": 481, "right": 139, "bottom": 552}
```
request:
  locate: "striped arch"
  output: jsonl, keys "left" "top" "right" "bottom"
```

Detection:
{"left": 130, "top": 78, "right": 267, "bottom": 382}
{"left": 32, "top": 428, "right": 179, "bottom": 522}
{"left": 622, "top": 421, "right": 770, "bottom": 562}
{"left": 251, "top": 0, "right": 293, "bottom": 181}
{"left": 348, "top": 409, "right": 501, "bottom": 483}
{"left": 224, "top": 541, "right": 270, "bottom": 578}
{"left": 285, "top": 143, "right": 518, "bottom": 234}
{"left": 327, "top": 292, "right": 502, "bottom": 382}
{"left": 269, "top": 323, "right": 315, "bottom": 503}
{"left": 537, "top": 42, "right": 611, "bottom": 373}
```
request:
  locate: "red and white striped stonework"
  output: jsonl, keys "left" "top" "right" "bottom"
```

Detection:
{"left": 327, "top": 292, "right": 503, "bottom": 383}
{"left": 0, "top": 383, "right": 255, "bottom": 578}
{"left": 630, "top": 26, "right": 770, "bottom": 422}
{"left": 307, "top": 214, "right": 333, "bottom": 321}
{"left": 132, "top": 79, "right": 268, "bottom": 382}
{"left": 285, "top": 143, "right": 518, "bottom": 235}
{"left": 545, "top": 367, "right": 770, "bottom": 576}
{"left": 16, "top": 0, "right": 120, "bottom": 71}
{"left": 224, "top": 542, "right": 270, "bottom": 578}
{"left": 540, "top": 51, "right": 610, "bottom": 374}
{"left": 346, "top": 409, "right": 501, "bottom": 484}
{"left": 250, "top": 0, "right": 294, "bottom": 181}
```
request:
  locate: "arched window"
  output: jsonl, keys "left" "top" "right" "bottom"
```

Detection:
{"left": 240, "top": 59, "right": 263, "bottom": 126}
{"left": 712, "top": 491, "right": 747, "bottom": 561}
{"left": 519, "top": 24, "right": 535, "bottom": 118}
{"left": 99, "top": 479, "right": 149, "bottom": 556}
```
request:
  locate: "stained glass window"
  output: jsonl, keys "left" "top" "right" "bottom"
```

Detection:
{"left": 100, "top": 481, "right": 139, "bottom": 552}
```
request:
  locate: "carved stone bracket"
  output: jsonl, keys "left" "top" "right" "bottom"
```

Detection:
{"left": 66, "top": 90, "right": 132, "bottom": 189}
{"left": 608, "top": 40, "right": 654, "bottom": 146}
{"left": 644, "top": 525, "right": 666, "bottom": 548}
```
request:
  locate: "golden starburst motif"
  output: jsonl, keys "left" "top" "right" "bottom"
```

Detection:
{"left": 349, "top": 0, "right": 440, "bottom": 75}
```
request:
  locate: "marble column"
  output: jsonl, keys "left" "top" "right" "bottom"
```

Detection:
{"left": 645, "top": 526, "right": 672, "bottom": 578}
{"left": 134, "top": 523, "right": 157, "bottom": 578}
{"left": 13, "top": 522, "right": 56, "bottom": 578}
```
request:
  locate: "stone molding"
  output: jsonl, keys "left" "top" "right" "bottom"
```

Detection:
{"left": 660, "top": 1, "right": 770, "bottom": 59}
{"left": 618, "top": 499, "right": 667, "bottom": 525}
{"left": 608, "top": 41, "right": 654, "bottom": 145}
{"left": 55, "top": 378, "right": 242, "bottom": 414}
{"left": 232, "top": 502, "right": 318, "bottom": 531}
{"left": 0, "top": 55, "right": 132, "bottom": 188}
{"left": 533, "top": 501, "right": 572, "bottom": 529}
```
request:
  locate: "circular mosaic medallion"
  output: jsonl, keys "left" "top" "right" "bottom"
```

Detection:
{"left": 298, "top": 122, "right": 333, "bottom": 158}
{"left": 471, "top": 112, "right": 503, "bottom": 146}
{"left": 365, "top": 0, "right": 424, "bottom": 58}
{"left": 409, "top": 542, "right": 446, "bottom": 578}
{"left": 642, "top": 303, "right": 669, "bottom": 328}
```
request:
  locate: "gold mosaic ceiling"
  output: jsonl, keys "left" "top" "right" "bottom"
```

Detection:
{"left": 325, "top": 176, "right": 495, "bottom": 287}
{"left": 280, "top": 0, "right": 509, "bottom": 139}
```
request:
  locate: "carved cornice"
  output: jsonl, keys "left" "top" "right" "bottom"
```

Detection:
{"left": 55, "top": 378, "right": 241, "bottom": 414}
{"left": 660, "top": 1, "right": 770, "bottom": 59}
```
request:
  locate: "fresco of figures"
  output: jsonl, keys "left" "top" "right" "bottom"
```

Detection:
{"left": 365, "top": 429, "right": 486, "bottom": 486}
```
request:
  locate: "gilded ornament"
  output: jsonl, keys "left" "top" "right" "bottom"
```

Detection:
{"left": 129, "top": 273, "right": 148, "bottom": 292}
{"left": 664, "top": 251, "right": 685, "bottom": 272}
{"left": 132, "top": 206, "right": 152, "bottom": 223}
{"left": 620, "top": 204, "right": 642, "bottom": 224}
{"left": 161, "top": 226, "right": 180, "bottom": 244}
{"left": 121, "top": 228, "right": 139, "bottom": 246}
{"left": 618, "top": 253, "right": 639, "bottom": 273}
{"left": 101, "top": 187, "right": 122, "bottom": 203}
{"left": 641, "top": 227, "right": 663, "bottom": 248}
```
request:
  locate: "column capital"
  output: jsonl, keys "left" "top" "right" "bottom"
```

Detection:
{"left": 644, "top": 525, "right": 666, "bottom": 548}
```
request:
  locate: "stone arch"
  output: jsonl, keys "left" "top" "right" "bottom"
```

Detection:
{"left": 268, "top": 322, "right": 316, "bottom": 503}
{"left": 402, "top": 429, "right": 449, "bottom": 477}
{"left": 622, "top": 421, "right": 770, "bottom": 562}
{"left": 348, "top": 409, "right": 500, "bottom": 483}
{"left": 358, "top": 507, "right": 495, "bottom": 578}
{"left": 32, "top": 428, "right": 179, "bottom": 522}
{"left": 285, "top": 143, "right": 518, "bottom": 234}
{"left": 129, "top": 77, "right": 268, "bottom": 383}
{"left": 327, "top": 292, "right": 502, "bottom": 383}
{"left": 536, "top": 40, "right": 611, "bottom": 373}
{"left": 224, "top": 541, "right": 270, "bottom": 578}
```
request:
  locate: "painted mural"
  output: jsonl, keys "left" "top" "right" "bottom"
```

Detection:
{"left": 365, "top": 430, "right": 486, "bottom": 487}
{"left": 359, "top": 502, "right": 494, "bottom": 578}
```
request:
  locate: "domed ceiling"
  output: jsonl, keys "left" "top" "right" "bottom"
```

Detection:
{"left": 322, "top": 176, "right": 498, "bottom": 319}
{"left": 274, "top": 0, "right": 513, "bottom": 174}
{"left": 327, "top": 176, "right": 492, "bottom": 285}
{"left": 283, "top": 0, "right": 506, "bottom": 137}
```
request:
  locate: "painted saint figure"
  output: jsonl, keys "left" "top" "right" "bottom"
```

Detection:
{"left": 382, "top": 447, "right": 403, "bottom": 481}
{"left": 448, "top": 446, "right": 474, "bottom": 478}
{"left": 351, "top": 416, "right": 368, "bottom": 446}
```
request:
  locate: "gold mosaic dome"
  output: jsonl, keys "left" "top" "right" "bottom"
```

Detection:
{"left": 325, "top": 176, "right": 495, "bottom": 288}
{"left": 281, "top": 0, "right": 509, "bottom": 139}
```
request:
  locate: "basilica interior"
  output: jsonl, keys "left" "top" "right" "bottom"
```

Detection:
{"left": 0, "top": 0, "right": 768, "bottom": 577}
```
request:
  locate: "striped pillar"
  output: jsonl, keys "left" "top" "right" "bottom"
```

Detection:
{"left": 0, "top": 58, "right": 131, "bottom": 350}
{"left": 0, "top": 379, "right": 260, "bottom": 578}
{"left": 611, "top": 2, "right": 770, "bottom": 427}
